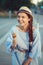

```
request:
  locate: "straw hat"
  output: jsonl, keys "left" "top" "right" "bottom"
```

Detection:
{"left": 17, "top": 6, "right": 33, "bottom": 17}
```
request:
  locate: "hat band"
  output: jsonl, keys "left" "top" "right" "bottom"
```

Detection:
{"left": 17, "top": 10, "right": 31, "bottom": 15}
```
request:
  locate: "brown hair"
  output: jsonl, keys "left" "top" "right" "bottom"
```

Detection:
{"left": 26, "top": 13, "right": 33, "bottom": 42}
{"left": 26, "top": 13, "right": 33, "bottom": 52}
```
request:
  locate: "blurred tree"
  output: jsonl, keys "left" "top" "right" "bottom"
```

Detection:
{"left": 0, "top": 0, "right": 32, "bottom": 11}
{"left": 0, "top": 0, "right": 2, "bottom": 9}
{"left": 0, "top": 0, "right": 7, "bottom": 10}
{"left": 38, "top": 1, "right": 43, "bottom": 7}
{"left": 12, "top": 0, "right": 31, "bottom": 10}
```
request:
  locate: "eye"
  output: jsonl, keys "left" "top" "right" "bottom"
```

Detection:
{"left": 22, "top": 16, "right": 25, "bottom": 18}
{"left": 17, "top": 15, "right": 20, "bottom": 18}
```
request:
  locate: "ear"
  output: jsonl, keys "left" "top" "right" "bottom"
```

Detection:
{"left": 28, "top": 18, "right": 31, "bottom": 22}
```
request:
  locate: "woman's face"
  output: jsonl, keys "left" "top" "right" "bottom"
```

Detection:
{"left": 17, "top": 12, "right": 30, "bottom": 27}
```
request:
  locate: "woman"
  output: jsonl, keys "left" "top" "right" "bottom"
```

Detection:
{"left": 6, "top": 6, "right": 41, "bottom": 65}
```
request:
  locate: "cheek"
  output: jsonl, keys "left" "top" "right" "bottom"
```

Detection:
{"left": 25, "top": 19, "right": 29, "bottom": 24}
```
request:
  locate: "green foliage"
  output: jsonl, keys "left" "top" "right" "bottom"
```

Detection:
{"left": 38, "top": 1, "right": 43, "bottom": 7}
{"left": 0, "top": 0, "right": 32, "bottom": 11}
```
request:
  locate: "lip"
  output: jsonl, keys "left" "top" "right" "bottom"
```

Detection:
{"left": 20, "top": 23, "right": 24, "bottom": 26}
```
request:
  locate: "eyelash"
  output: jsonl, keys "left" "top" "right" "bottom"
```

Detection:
{"left": 17, "top": 16, "right": 25, "bottom": 19}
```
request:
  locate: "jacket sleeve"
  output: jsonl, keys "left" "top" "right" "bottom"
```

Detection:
{"left": 6, "top": 26, "right": 16, "bottom": 53}
{"left": 6, "top": 31, "right": 13, "bottom": 53}
{"left": 29, "top": 29, "right": 41, "bottom": 59}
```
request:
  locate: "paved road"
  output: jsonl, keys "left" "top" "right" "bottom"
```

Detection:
{"left": 0, "top": 13, "right": 43, "bottom": 65}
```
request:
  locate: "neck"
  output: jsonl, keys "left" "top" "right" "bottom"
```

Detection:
{"left": 17, "top": 24, "right": 29, "bottom": 32}
{"left": 21, "top": 25, "right": 29, "bottom": 32}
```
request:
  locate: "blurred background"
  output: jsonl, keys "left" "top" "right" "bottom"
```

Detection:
{"left": 0, "top": 0, "right": 43, "bottom": 65}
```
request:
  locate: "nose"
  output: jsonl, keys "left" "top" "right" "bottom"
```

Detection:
{"left": 19, "top": 17, "right": 22, "bottom": 22}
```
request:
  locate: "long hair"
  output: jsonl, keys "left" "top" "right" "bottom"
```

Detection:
{"left": 26, "top": 13, "right": 33, "bottom": 42}
{"left": 26, "top": 13, "right": 34, "bottom": 52}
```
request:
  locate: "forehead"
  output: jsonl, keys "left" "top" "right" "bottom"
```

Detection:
{"left": 17, "top": 12, "right": 28, "bottom": 17}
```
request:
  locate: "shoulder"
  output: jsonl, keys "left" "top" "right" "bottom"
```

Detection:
{"left": 32, "top": 27, "right": 35, "bottom": 31}
{"left": 11, "top": 26, "right": 16, "bottom": 30}
{"left": 33, "top": 27, "right": 40, "bottom": 38}
{"left": 9, "top": 26, "right": 17, "bottom": 34}
{"left": 33, "top": 26, "right": 39, "bottom": 33}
